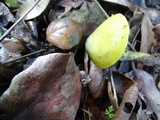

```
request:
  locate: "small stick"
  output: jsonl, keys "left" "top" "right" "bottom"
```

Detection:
{"left": 109, "top": 67, "right": 118, "bottom": 109}
{"left": 0, "top": 49, "right": 45, "bottom": 66}
{"left": 93, "top": 0, "right": 109, "bottom": 18}
{"left": 0, "top": 0, "right": 41, "bottom": 42}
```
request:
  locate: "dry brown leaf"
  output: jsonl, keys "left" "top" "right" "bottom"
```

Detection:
{"left": 129, "top": 9, "right": 144, "bottom": 28}
{"left": 0, "top": 38, "right": 27, "bottom": 64}
{"left": 128, "top": 8, "right": 143, "bottom": 50}
{"left": 113, "top": 84, "right": 138, "bottom": 120}
{"left": 69, "top": 1, "right": 106, "bottom": 24}
{"left": 153, "top": 24, "right": 160, "bottom": 37}
{"left": 113, "top": 72, "right": 135, "bottom": 97}
{"left": 108, "top": 72, "right": 135, "bottom": 111}
{"left": 137, "top": 106, "right": 152, "bottom": 120}
{"left": 83, "top": 92, "right": 106, "bottom": 120}
{"left": 140, "top": 15, "right": 155, "bottom": 53}
{"left": 57, "top": 0, "right": 84, "bottom": 18}
{"left": 139, "top": 7, "right": 160, "bottom": 24}
{"left": 16, "top": 0, "right": 50, "bottom": 20}
{"left": 80, "top": 22, "right": 98, "bottom": 37}
{"left": 11, "top": 21, "right": 37, "bottom": 46}
{"left": 88, "top": 61, "right": 106, "bottom": 99}
{"left": 0, "top": 53, "right": 81, "bottom": 120}
{"left": 133, "top": 69, "right": 160, "bottom": 119}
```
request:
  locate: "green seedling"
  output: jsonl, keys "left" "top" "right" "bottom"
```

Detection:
{"left": 105, "top": 105, "right": 115, "bottom": 119}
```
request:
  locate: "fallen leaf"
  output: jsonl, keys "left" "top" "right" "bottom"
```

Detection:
{"left": 80, "top": 22, "right": 98, "bottom": 37}
{"left": 153, "top": 24, "right": 160, "bottom": 37}
{"left": 0, "top": 37, "right": 27, "bottom": 72}
{"left": 133, "top": 69, "right": 160, "bottom": 119}
{"left": 0, "top": 53, "right": 81, "bottom": 120}
{"left": 69, "top": 1, "right": 106, "bottom": 24}
{"left": 137, "top": 106, "right": 152, "bottom": 120}
{"left": 16, "top": 0, "right": 50, "bottom": 20}
{"left": 83, "top": 92, "right": 106, "bottom": 120}
{"left": 0, "top": 2, "right": 15, "bottom": 27}
{"left": 1, "top": 38, "right": 27, "bottom": 61}
{"left": 113, "top": 72, "right": 135, "bottom": 97}
{"left": 88, "top": 61, "right": 106, "bottom": 99}
{"left": 57, "top": 0, "right": 84, "bottom": 18}
{"left": 129, "top": 9, "right": 144, "bottom": 28}
{"left": 0, "top": 43, "right": 9, "bottom": 63}
{"left": 113, "top": 84, "right": 138, "bottom": 120}
{"left": 140, "top": 15, "right": 155, "bottom": 53}
{"left": 139, "top": 7, "right": 160, "bottom": 24}
{"left": 10, "top": 21, "right": 37, "bottom": 46}
{"left": 102, "top": 0, "right": 134, "bottom": 10}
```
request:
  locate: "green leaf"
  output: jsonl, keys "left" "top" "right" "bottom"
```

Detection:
{"left": 5, "top": 0, "right": 21, "bottom": 8}
{"left": 105, "top": 105, "right": 115, "bottom": 119}
{"left": 0, "top": 29, "right": 2, "bottom": 37}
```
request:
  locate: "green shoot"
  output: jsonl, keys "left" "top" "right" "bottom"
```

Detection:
{"left": 105, "top": 105, "right": 115, "bottom": 119}
{"left": 0, "top": 29, "right": 2, "bottom": 37}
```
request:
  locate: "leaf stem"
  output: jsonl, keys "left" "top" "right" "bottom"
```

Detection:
{"left": 120, "top": 51, "right": 160, "bottom": 67}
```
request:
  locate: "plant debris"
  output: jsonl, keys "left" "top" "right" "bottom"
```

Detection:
{"left": 0, "top": 0, "right": 160, "bottom": 120}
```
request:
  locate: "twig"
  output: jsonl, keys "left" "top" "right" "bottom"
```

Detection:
{"left": 0, "top": 49, "right": 45, "bottom": 67}
{"left": 128, "top": 25, "right": 141, "bottom": 51}
{"left": 93, "top": 0, "right": 109, "bottom": 18}
{"left": 109, "top": 67, "right": 118, "bottom": 109}
{"left": 120, "top": 51, "right": 160, "bottom": 67}
{"left": 0, "top": 0, "right": 41, "bottom": 42}
{"left": 80, "top": 108, "right": 92, "bottom": 117}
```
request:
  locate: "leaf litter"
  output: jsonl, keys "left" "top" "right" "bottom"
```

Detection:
{"left": 0, "top": 0, "right": 160, "bottom": 120}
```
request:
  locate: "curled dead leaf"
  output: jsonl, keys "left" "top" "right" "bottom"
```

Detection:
{"left": 113, "top": 72, "right": 135, "bottom": 97}
{"left": 88, "top": 61, "right": 106, "bottom": 99}
{"left": 113, "top": 84, "right": 138, "bottom": 120}
{"left": 153, "top": 24, "right": 160, "bottom": 37}
{"left": 46, "top": 17, "right": 83, "bottom": 50}
{"left": 140, "top": 15, "right": 155, "bottom": 54}
{"left": 133, "top": 69, "right": 160, "bottom": 119}
{"left": 0, "top": 38, "right": 27, "bottom": 63}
